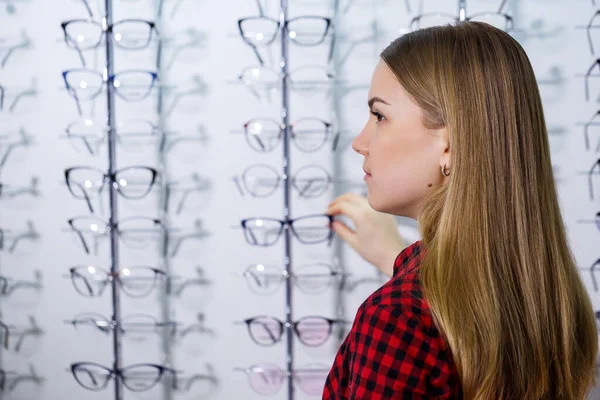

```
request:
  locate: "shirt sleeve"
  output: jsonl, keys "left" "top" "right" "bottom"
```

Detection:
{"left": 347, "top": 304, "right": 448, "bottom": 399}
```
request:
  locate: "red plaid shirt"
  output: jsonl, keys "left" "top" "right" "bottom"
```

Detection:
{"left": 323, "top": 240, "right": 463, "bottom": 399}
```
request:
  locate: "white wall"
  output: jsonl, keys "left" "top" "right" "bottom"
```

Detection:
{"left": 0, "top": 0, "right": 598, "bottom": 399}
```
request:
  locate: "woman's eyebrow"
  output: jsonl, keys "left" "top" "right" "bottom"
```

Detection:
{"left": 368, "top": 96, "right": 390, "bottom": 108}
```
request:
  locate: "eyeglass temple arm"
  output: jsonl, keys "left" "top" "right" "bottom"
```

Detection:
{"left": 0, "top": 276, "right": 7, "bottom": 295}
{"left": 14, "top": 329, "right": 28, "bottom": 353}
{"left": 332, "top": 131, "right": 341, "bottom": 152}
{"left": 253, "top": 132, "right": 268, "bottom": 151}
{"left": 78, "top": 271, "right": 95, "bottom": 296}
{"left": 588, "top": 159, "right": 600, "bottom": 200}
{"left": 78, "top": 134, "right": 96, "bottom": 154}
{"left": 80, "top": 367, "right": 99, "bottom": 386}
{"left": 155, "top": 39, "right": 162, "bottom": 70}
{"left": 71, "top": 227, "right": 91, "bottom": 254}
{"left": 587, "top": 12, "right": 600, "bottom": 55}
{"left": 1, "top": 140, "right": 19, "bottom": 169}
{"left": 73, "top": 45, "right": 87, "bottom": 68}
{"left": 70, "top": 87, "right": 84, "bottom": 116}
{"left": 245, "top": 271, "right": 263, "bottom": 287}
{"left": 497, "top": 0, "right": 508, "bottom": 12}
{"left": 10, "top": 79, "right": 36, "bottom": 112}
{"left": 253, "top": 0, "right": 264, "bottom": 16}
{"left": 10, "top": 220, "right": 38, "bottom": 253}
{"left": 328, "top": 26, "right": 336, "bottom": 63}
{"left": 1, "top": 33, "right": 28, "bottom": 68}
{"left": 177, "top": 190, "right": 191, "bottom": 215}
{"left": 252, "top": 45, "right": 265, "bottom": 66}
{"left": 232, "top": 176, "right": 245, "bottom": 196}
{"left": 79, "top": 0, "right": 93, "bottom": 17}
{"left": 583, "top": 112, "right": 600, "bottom": 150}
{"left": 295, "top": 179, "right": 317, "bottom": 198}
{"left": 0, "top": 322, "right": 8, "bottom": 349}
{"left": 257, "top": 321, "right": 279, "bottom": 342}
{"left": 72, "top": 180, "right": 95, "bottom": 214}
{"left": 585, "top": 60, "right": 600, "bottom": 102}
{"left": 591, "top": 259, "right": 600, "bottom": 292}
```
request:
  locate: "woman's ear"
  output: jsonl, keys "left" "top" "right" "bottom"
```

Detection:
{"left": 437, "top": 126, "right": 451, "bottom": 170}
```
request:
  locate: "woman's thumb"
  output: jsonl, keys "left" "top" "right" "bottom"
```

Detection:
{"left": 331, "top": 220, "right": 357, "bottom": 248}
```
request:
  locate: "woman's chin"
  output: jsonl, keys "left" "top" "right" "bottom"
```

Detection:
{"left": 366, "top": 193, "right": 388, "bottom": 213}
{"left": 368, "top": 193, "right": 413, "bottom": 218}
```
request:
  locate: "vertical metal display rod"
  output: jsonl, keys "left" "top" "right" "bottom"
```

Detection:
{"left": 330, "top": 0, "right": 347, "bottom": 342}
{"left": 153, "top": 1, "right": 173, "bottom": 399}
{"left": 458, "top": 0, "right": 467, "bottom": 21}
{"left": 279, "top": 0, "right": 294, "bottom": 399}
{"left": 103, "top": 0, "right": 123, "bottom": 398}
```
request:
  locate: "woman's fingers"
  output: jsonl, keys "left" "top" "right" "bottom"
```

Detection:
{"left": 331, "top": 220, "right": 357, "bottom": 248}
{"left": 326, "top": 199, "right": 361, "bottom": 221}
{"left": 328, "top": 192, "right": 363, "bottom": 208}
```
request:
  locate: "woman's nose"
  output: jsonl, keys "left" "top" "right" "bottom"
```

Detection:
{"left": 352, "top": 127, "right": 370, "bottom": 155}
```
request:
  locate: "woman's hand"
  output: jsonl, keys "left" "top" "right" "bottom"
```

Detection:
{"left": 327, "top": 192, "right": 406, "bottom": 277}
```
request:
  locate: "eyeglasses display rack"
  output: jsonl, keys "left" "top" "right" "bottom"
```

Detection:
{"left": 278, "top": 0, "right": 295, "bottom": 397}
{"left": 104, "top": 0, "right": 124, "bottom": 398}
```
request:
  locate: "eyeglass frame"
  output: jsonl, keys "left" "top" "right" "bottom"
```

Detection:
{"left": 240, "top": 214, "right": 334, "bottom": 247}
{"left": 61, "top": 68, "right": 159, "bottom": 115}
{"left": 409, "top": 11, "right": 514, "bottom": 32}
{"left": 63, "top": 118, "right": 169, "bottom": 155}
{"left": 241, "top": 262, "right": 347, "bottom": 295}
{"left": 236, "top": 64, "right": 336, "bottom": 101}
{"left": 65, "top": 312, "right": 179, "bottom": 336}
{"left": 233, "top": 163, "right": 339, "bottom": 199}
{"left": 242, "top": 117, "right": 336, "bottom": 153}
{"left": 61, "top": 19, "right": 159, "bottom": 51}
{"left": 66, "top": 216, "right": 168, "bottom": 256}
{"left": 64, "top": 165, "right": 159, "bottom": 214}
{"left": 240, "top": 315, "right": 342, "bottom": 347}
{"left": 235, "top": 362, "right": 330, "bottom": 396}
{"left": 60, "top": 19, "right": 160, "bottom": 68}
{"left": 237, "top": 15, "right": 335, "bottom": 65}
{"left": 69, "top": 362, "right": 177, "bottom": 392}
{"left": 68, "top": 265, "right": 169, "bottom": 298}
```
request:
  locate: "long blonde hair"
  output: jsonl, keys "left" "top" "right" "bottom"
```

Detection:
{"left": 381, "top": 22, "right": 598, "bottom": 399}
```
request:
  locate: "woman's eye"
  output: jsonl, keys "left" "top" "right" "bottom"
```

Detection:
{"left": 370, "top": 110, "right": 385, "bottom": 123}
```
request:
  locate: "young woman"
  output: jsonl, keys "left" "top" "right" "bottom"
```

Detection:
{"left": 323, "top": 22, "right": 598, "bottom": 399}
